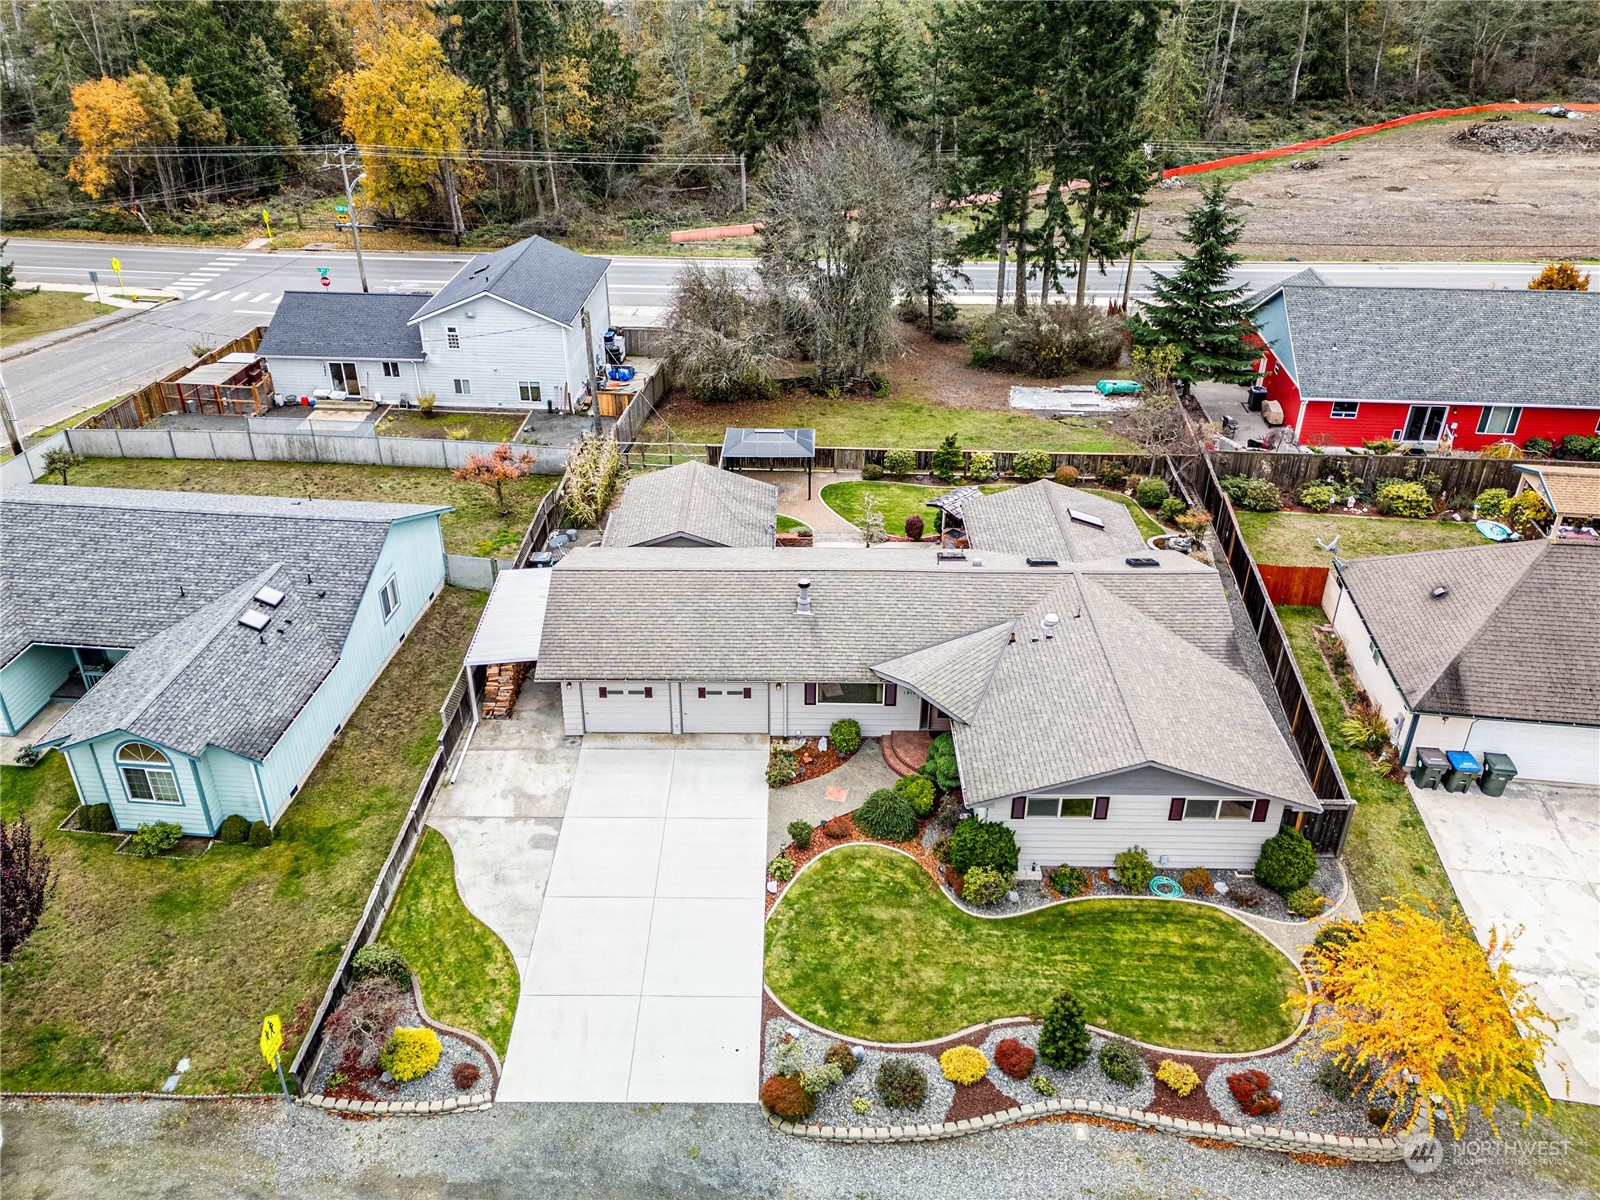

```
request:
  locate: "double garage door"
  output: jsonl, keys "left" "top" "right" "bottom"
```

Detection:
{"left": 580, "top": 681, "right": 769, "bottom": 734}
{"left": 1464, "top": 720, "right": 1599, "bottom": 786}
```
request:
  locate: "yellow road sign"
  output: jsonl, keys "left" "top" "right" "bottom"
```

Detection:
{"left": 110, "top": 257, "right": 121, "bottom": 272}
{"left": 262, "top": 209, "right": 272, "bottom": 239}
{"left": 260, "top": 1013, "right": 283, "bottom": 1067}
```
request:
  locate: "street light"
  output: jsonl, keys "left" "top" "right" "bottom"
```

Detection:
{"left": 324, "top": 146, "right": 369, "bottom": 293}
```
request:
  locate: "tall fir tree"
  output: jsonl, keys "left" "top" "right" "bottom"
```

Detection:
{"left": 719, "top": 0, "right": 822, "bottom": 166}
{"left": 1132, "top": 180, "right": 1258, "bottom": 391}
{"left": 840, "top": 0, "right": 918, "bottom": 127}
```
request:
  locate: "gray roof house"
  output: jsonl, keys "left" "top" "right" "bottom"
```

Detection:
{"left": 256, "top": 291, "right": 427, "bottom": 363}
{"left": 409, "top": 236, "right": 610, "bottom": 326}
{"left": 1326, "top": 539, "right": 1600, "bottom": 785}
{"left": 0, "top": 486, "right": 451, "bottom": 835}
{"left": 602, "top": 461, "right": 778, "bottom": 548}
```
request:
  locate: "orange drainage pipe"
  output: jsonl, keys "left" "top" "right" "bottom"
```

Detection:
{"left": 670, "top": 222, "right": 762, "bottom": 243}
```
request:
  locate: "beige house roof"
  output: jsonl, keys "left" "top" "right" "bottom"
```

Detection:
{"left": 1515, "top": 463, "right": 1600, "bottom": 521}
{"left": 601, "top": 461, "right": 777, "bottom": 548}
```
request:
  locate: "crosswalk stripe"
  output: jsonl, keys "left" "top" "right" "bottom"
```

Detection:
{"left": 185, "top": 290, "right": 209, "bottom": 301}
{"left": 250, "top": 292, "right": 271, "bottom": 303}
{"left": 232, "top": 291, "right": 251, "bottom": 301}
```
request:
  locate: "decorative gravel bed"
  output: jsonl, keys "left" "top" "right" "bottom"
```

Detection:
{"left": 1201, "top": 1045, "right": 1394, "bottom": 1139}
{"left": 979, "top": 1026, "right": 1157, "bottom": 1115}
{"left": 1073, "top": 855, "right": 1346, "bottom": 924}
{"left": 761, "top": 1018, "right": 955, "bottom": 1128}
{"left": 310, "top": 989, "right": 493, "bottom": 1108}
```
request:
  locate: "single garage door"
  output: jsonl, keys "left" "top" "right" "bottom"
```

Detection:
{"left": 682, "top": 682, "right": 770, "bottom": 733}
{"left": 582, "top": 681, "right": 671, "bottom": 733}
{"left": 1465, "top": 720, "right": 1599, "bottom": 786}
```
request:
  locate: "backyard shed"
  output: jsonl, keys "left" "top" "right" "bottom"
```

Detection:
{"left": 159, "top": 356, "right": 272, "bottom": 416}
{"left": 720, "top": 427, "right": 816, "bottom": 497}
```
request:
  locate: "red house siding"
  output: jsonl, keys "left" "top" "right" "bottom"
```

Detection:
{"left": 1255, "top": 347, "right": 1304, "bottom": 428}
{"left": 1297, "top": 400, "right": 1600, "bottom": 451}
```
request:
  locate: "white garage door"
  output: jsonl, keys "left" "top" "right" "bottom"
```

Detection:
{"left": 1465, "top": 720, "right": 1600, "bottom": 786}
{"left": 682, "top": 683, "right": 770, "bottom": 733}
{"left": 582, "top": 682, "right": 671, "bottom": 733}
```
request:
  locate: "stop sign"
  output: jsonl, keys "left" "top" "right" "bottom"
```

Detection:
{"left": 320, "top": 277, "right": 331, "bottom": 288}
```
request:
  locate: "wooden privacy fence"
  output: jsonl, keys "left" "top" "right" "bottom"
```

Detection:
{"left": 84, "top": 328, "right": 269, "bottom": 430}
{"left": 1257, "top": 563, "right": 1331, "bottom": 608}
{"left": 1208, "top": 449, "right": 1530, "bottom": 500}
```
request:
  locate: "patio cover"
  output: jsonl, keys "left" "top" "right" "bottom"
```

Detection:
{"left": 465, "top": 567, "right": 552, "bottom": 666}
{"left": 720, "top": 427, "right": 816, "bottom": 496}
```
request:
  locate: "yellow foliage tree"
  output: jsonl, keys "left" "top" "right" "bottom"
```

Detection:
{"left": 332, "top": 27, "right": 481, "bottom": 221}
{"left": 65, "top": 77, "right": 164, "bottom": 202}
{"left": 1293, "top": 901, "right": 1559, "bottom": 1138}
{"left": 1527, "top": 261, "right": 1590, "bottom": 291}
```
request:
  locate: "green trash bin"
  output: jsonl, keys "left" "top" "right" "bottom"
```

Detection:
{"left": 1478, "top": 752, "right": 1518, "bottom": 797}
{"left": 1442, "top": 750, "right": 1481, "bottom": 793}
{"left": 1411, "top": 747, "right": 1448, "bottom": 790}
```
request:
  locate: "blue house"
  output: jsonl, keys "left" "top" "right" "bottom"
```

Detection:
{"left": 0, "top": 485, "right": 450, "bottom": 835}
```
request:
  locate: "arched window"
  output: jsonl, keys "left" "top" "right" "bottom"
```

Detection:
{"left": 117, "top": 742, "right": 181, "bottom": 804}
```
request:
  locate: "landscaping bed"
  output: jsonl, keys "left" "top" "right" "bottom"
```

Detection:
{"left": 375, "top": 409, "right": 527, "bottom": 444}
{"left": 769, "top": 736, "right": 850, "bottom": 786}
{"left": 819, "top": 480, "right": 1009, "bottom": 535}
{"left": 1041, "top": 857, "right": 1346, "bottom": 925}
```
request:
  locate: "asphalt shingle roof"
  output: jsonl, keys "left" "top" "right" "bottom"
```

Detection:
{"left": 1514, "top": 464, "right": 1600, "bottom": 521}
{"left": 257, "top": 291, "right": 426, "bottom": 360}
{"left": 601, "top": 462, "right": 777, "bottom": 548}
{"left": 1246, "top": 266, "right": 1328, "bottom": 309}
{"left": 960, "top": 481, "right": 1149, "bottom": 560}
{"left": 1272, "top": 285, "right": 1600, "bottom": 408}
{"left": 1336, "top": 539, "right": 1600, "bottom": 724}
{"left": 408, "top": 236, "right": 609, "bottom": 326}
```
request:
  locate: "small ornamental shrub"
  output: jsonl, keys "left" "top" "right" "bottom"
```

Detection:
{"left": 1286, "top": 886, "right": 1326, "bottom": 918}
{"left": 1038, "top": 990, "right": 1091, "bottom": 1070}
{"left": 876, "top": 1058, "right": 928, "bottom": 1109}
{"left": 1099, "top": 1040, "right": 1145, "bottom": 1087}
{"left": 767, "top": 745, "right": 799, "bottom": 787}
{"left": 381, "top": 1026, "right": 442, "bottom": 1082}
{"left": 829, "top": 718, "right": 863, "bottom": 757}
{"left": 352, "top": 942, "right": 413, "bottom": 988}
{"left": 1298, "top": 482, "right": 1337, "bottom": 512}
{"left": 904, "top": 513, "right": 925, "bottom": 541}
{"left": 930, "top": 433, "right": 964, "bottom": 483}
{"left": 773, "top": 1036, "right": 805, "bottom": 1078}
{"left": 453, "top": 1061, "right": 481, "bottom": 1090}
{"left": 960, "top": 865, "right": 1010, "bottom": 906}
{"left": 1050, "top": 864, "right": 1090, "bottom": 897}
{"left": 1418, "top": 471, "right": 1444, "bottom": 497}
{"left": 1523, "top": 437, "right": 1553, "bottom": 458}
{"left": 883, "top": 448, "right": 917, "bottom": 476}
{"left": 1505, "top": 489, "right": 1552, "bottom": 536}
{"left": 995, "top": 1038, "right": 1036, "bottom": 1080}
{"left": 216, "top": 814, "right": 250, "bottom": 845}
{"left": 1340, "top": 705, "right": 1390, "bottom": 751}
{"left": 1374, "top": 480, "right": 1432, "bottom": 518}
{"left": 1013, "top": 449, "right": 1052, "bottom": 480}
{"left": 1314, "top": 1056, "right": 1366, "bottom": 1101}
{"left": 854, "top": 789, "right": 918, "bottom": 842}
{"left": 931, "top": 834, "right": 953, "bottom": 864}
{"left": 861, "top": 462, "right": 884, "bottom": 481}
{"left": 324, "top": 978, "right": 404, "bottom": 1067}
{"left": 1172, "top": 508, "right": 1213, "bottom": 535}
{"left": 768, "top": 855, "right": 795, "bottom": 881}
{"left": 1229, "top": 881, "right": 1264, "bottom": 909}
{"left": 1097, "top": 460, "right": 1130, "bottom": 490}
{"left": 893, "top": 773, "right": 936, "bottom": 817}
{"left": 1236, "top": 478, "right": 1284, "bottom": 511}
{"left": 1179, "top": 866, "right": 1213, "bottom": 895}
{"left": 851, "top": 1094, "right": 871, "bottom": 1115}
{"left": 1312, "top": 919, "right": 1360, "bottom": 959}
{"left": 1030, "top": 1073, "right": 1057, "bottom": 1096}
{"left": 787, "top": 820, "right": 813, "bottom": 851}
{"left": 1053, "top": 465, "right": 1079, "bottom": 486}
{"left": 940, "top": 1045, "right": 989, "bottom": 1085}
{"left": 761, "top": 1074, "right": 815, "bottom": 1119}
{"left": 1474, "top": 487, "right": 1510, "bottom": 520}
{"left": 1227, "top": 1068, "right": 1281, "bottom": 1117}
{"left": 1158, "top": 496, "right": 1187, "bottom": 522}
{"left": 1113, "top": 846, "right": 1155, "bottom": 895}
{"left": 1254, "top": 827, "right": 1317, "bottom": 894}
{"left": 1560, "top": 434, "right": 1600, "bottom": 460}
{"left": 803, "top": 1061, "right": 845, "bottom": 1094}
{"left": 947, "top": 818, "right": 1018, "bottom": 875}
{"left": 1363, "top": 438, "right": 1400, "bottom": 455}
{"left": 1156, "top": 1059, "right": 1201, "bottom": 1097}
{"left": 129, "top": 821, "right": 183, "bottom": 858}
{"left": 81, "top": 803, "right": 116, "bottom": 833}
{"left": 824, "top": 1041, "right": 859, "bottom": 1076}
{"left": 1134, "top": 476, "right": 1170, "bottom": 508}
{"left": 247, "top": 820, "right": 273, "bottom": 848}
{"left": 966, "top": 451, "right": 997, "bottom": 482}
{"left": 920, "top": 731, "right": 960, "bottom": 792}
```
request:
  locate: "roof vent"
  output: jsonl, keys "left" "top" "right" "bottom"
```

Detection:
{"left": 1431, "top": 585, "right": 1449, "bottom": 598}
{"left": 1041, "top": 613, "right": 1061, "bottom": 634}
{"left": 1125, "top": 557, "right": 1161, "bottom": 568}
{"left": 936, "top": 550, "right": 967, "bottom": 562}
{"left": 238, "top": 610, "right": 270, "bottom": 631}
{"left": 1025, "top": 556, "right": 1059, "bottom": 567}
{"left": 254, "top": 586, "right": 286, "bottom": 608}
{"left": 1067, "top": 508, "right": 1105, "bottom": 529}
{"left": 796, "top": 578, "right": 812, "bottom": 616}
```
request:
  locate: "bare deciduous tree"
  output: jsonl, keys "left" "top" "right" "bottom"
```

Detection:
{"left": 663, "top": 262, "right": 776, "bottom": 404}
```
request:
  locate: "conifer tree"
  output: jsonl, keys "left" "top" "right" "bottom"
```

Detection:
{"left": 719, "top": 0, "right": 822, "bottom": 166}
{"left": 840, "top": 0, "right": 918, "bottom": 127}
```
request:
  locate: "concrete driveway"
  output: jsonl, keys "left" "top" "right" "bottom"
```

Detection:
{"left": 498, "top": 735, "right": 769, "bottom": 1103}
{"left": 1410, "top": 778, "right": 1600, "bottom": 1106}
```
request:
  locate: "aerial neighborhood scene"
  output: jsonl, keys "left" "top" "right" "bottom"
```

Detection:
{"left": 3, "top": 2, "right": 1599, "bottom": 1197}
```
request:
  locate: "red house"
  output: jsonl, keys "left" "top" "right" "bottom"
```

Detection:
{"left": 1248, "top": 270, "right": 1600, "bottom": 452}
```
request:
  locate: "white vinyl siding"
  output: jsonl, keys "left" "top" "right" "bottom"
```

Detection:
{"left": 779, "top": 680, "right": 922, "bottom": 738}
{"left": 581, "top": 681, "right": 671, "bottom": 732}
{"left": 415, "top": 293, "right": 598, "bottom": 410}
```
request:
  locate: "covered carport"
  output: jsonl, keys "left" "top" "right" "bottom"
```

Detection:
{"left": 719, "top": 426, "right": 816, "bottom": 497}
{"left": 458, "top": 568, "right": 552, "bottom": 763}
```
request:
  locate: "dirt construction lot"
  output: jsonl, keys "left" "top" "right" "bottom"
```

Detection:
{"left": 1141, "top": 116, "right": 1600, "bottom": 261}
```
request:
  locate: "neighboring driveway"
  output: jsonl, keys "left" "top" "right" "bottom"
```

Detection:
{"left": 1410, "top": 778, "right": 1600, "bottom": 1106}
{"left": 498, "top": 734, "right": 769, "bottom": 1104}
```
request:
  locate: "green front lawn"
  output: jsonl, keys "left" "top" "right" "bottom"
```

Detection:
{"left": 821, "top": 480, "right": 1010, "bottom": 534}
{"left": 764, "top": 846, "right": 1302, "bottom": 1051}
{"left": 38, "top": 459, "right": 556, "bottom": 559}
{"left": 0, "top": 588, "right": 484, "bottom": 1094}
{"left": 0, "top": 290, "right": 116, "bottom": 348}
{"left": 376, "top": 409, "right": 526, "bottom": 443}
{"left": 379, "top": 828, "right": 519, "bottom": 1058}
{"left": 1236, "top": 510, "right": 1486, "bottom": 566}
{"left": 1083, "top": 487, "right": 1164, "bottom": 541}
{"left": 776, "top": 514, "right": 810, "bottom": 535}
{"left": 1278, "top": 606, "right": 1458, "bottom": 913}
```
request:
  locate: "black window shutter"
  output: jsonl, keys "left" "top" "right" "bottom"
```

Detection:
{"left": 644, "top": 686, "right": 653, "bottom": 698}
{"left": 742, "top": 687, "right": 752, "bottom": 699}
{"left": 597, "top": 686, "right": 607, "bottom": 698}
{"left": 883, "top": 683, "right": 898, "bottom": 706}
{"left": 804, "top": 683, "right": 817, "bottom": 705}
{"left": 1010, "top": 797, "right": 1026, "bottom": 820}
{"left": 1168, "top": 797, "right": 1185, "bottom": 821}
{"left": 697, "top": 687, "right": 706, "bottom": 699}
{"left": 1093, "top": 796, "right": 1109, "bottom": 820}
{"left": 1252, "top": 798, "right": 1270, "bottom": 822}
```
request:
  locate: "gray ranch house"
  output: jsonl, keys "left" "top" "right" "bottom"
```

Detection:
{"left": 259, "top": 235, "right": 610, "bottom": 411}
{"left": 534, "top": 475, "right": 1320, "bottom": 874}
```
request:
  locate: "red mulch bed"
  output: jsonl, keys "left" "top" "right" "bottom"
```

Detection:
{"left": 946, "top": 1076, "right": 1023, "bottom": 1123}
{"left": 1143, "top": 1051, "right": 1225, "bottom": 1123}
{"left": 783, "top": 737, "right": 850, "bottom": 785}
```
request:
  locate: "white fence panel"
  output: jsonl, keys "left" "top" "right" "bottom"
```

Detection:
{"left": 381, "top": 439, "right": 451, "bottom": 470}
{"left": 113, "top": 429, "right": 177, "bottom": 459}
{"left": 169, "top": 430, "right": 220, "bottom": 459}
{"left": 445, "top": 555, "right": 500, "bottom": 590}
{"left": 208, "top": 430, "right": 257, "bottom": 460}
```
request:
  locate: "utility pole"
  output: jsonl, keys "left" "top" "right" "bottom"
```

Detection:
{"left": 739, "top": 154, "right": 747, "bottom": 211}
{"left": 1121, "top": 209, "right": 1143, "bottom": 311}
{"left": 336, "top": 145, "right": 370, "bottom": 293}
{"left": 582, "top": 307, "right": 603, "bottom": 437}
{"left": 0, "top": 372, "right": 24, "bottom": 457}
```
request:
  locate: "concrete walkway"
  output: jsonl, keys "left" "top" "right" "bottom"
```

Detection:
{"left": 766, "top": 738, "right": 898, "bottom": 858}
{"left": 0, "top": 700, "right": 70, "bottom": 765}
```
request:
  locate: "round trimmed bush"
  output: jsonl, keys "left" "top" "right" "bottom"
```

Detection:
{"left": 947, "top": 818, "right": 1018, "bottom": 876}
{"left": 1099, "top": 1039, "right": 1145, "bottom": 1087}
{"left": 216, "top": 814, "right": 251, "bottom": 845}
{"left": 1298, "top": 482, "right": 1338, "bottom": 512}
{"left": 940, "top": 1045, "right": 989, "bottom": 1086}
{"left": 892, "top": 773, "right": 936, "bottom": 818}
{"left": 829, "top": 718, "right": 862, "bottom": 757}
{"left": 761, "top": 1074, "right": 815, "bottom": 1119}
{"left": 1374, "top": 480, "right": 1432, "bottom": 518}
{"left": 1053, "top": 465, "right": 1079, "bottom": 487}
{"left": 861, "top": 462, "right": 884, "bottom": 481}
{"left": 966, "top": 451, "right": 997, "bottom": 482}
{"left": 380, "top": 1026, "right": 442, "bottom": 1081}
{"left": 1254, "top": 827, "right": 1317, "bottom": 894}
{"left": 453, "top": 1061, "right": 481, "bottom": 1090}
{"left": 787, "top": 820, "right": 813, "bottom": 851}
{"left": 247, "top": 820, "right": 273, "bottom": 848}
{"left": 853, "top": 788, "right": 918, "bottom": 842}
{"left": 1156, "top": 1058, "right": 1201, "bottom": 1097}
{"left": 1134, "top": 476, "right": 1169, "bottom": 509}
{"left": 1286, "top": 885, "right": 1326, "bottom": 918}
{"left": 1038, "top": 990, "right": 1091, "bottom": 1070}
{"left": 824, "top": 1041, "right": 858, "bottom": 1077}
{"left": 1013, "top": 449, "right": 1052, "bottom": 481}
{"left": 81, "top": 802, "right": 116, "bottom": 833}
{"left": 1178, "top": 866, "right": 1213, "bottom": 895}
{"left": 1097, "top": 460, "right": 1130, "bottom": 490}
{"left": 768, "top": 855, "right": 795, "bottom": 881}
{"left": 1050, "top": 864, "right": 1090, "bottom": 897}
{"left": 1474, "top": 487, "right": 1510, "bottom": 520}
{"left": 875, "top": 1058, "right": 927, "bottom": 1109}
{"left": 883, "top": 448, "right": 918, "bottom": 476}
{"left": 904, "top": 513, "right": 924, "bottom": 541}
{"left": 960, "top": 865, "right": 1011, "bottom": 906}
{"left": 352, "top": 942, "right": 413, "bottom": 988}
{"left": 1113, "top": 845, "right": 1155, "bottom": 894}
{"left": 1158, "top": 496, "right": 1187, "bottom": 522}
{"left": 995, "top": 1037, "right": 1035, "bottom": 1080}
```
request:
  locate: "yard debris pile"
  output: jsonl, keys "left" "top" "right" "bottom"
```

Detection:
{"left": 1451, "top": 120, "right": 1600, "bottom": 154}
{"left": 480, "top": 661, "right": 529, "bottom": 718}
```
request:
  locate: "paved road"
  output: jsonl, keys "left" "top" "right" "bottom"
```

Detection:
{"left": 0, "top": 237, "right": 1548, "bottom": 436}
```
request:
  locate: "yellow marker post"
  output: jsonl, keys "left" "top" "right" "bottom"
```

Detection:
{"left": 262, "top": 209, "right": 273, "bottom": 240}
{"left": 260, "top": 1013, "right": 292, "bottom": 1104}
{"left": 110, "top": 257, "right": 124, "bottom": 293}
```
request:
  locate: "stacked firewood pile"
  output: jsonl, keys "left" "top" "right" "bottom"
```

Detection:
{"left": 481, "top": 662, "right": 528, "bottom": 718}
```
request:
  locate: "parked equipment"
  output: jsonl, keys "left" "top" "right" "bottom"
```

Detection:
{"left": 1095, "top": 379, "right": 1143, "bottom": 396}
{"left": 604, "top": 328, "right": 626, "bottom": 364}
{"left": 606, "top": 365, "right": 636, "bottom": 383}
{"left": 1411, "top": 747, "right": 1449, "bottom": 790}
{"left": 1476, "top": 752, "right": 1519, "bottom": 797}
{"left": 1441, "top": 750, "right": 1482, "bottom": 793}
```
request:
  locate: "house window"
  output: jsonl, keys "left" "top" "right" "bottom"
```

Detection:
{"left": 1218, "top": 799, "right": 1255, "bottom": 820}
{"left": 446, "top": 326, "right": 460, "bottom": 350}
{"left": 328, "top": 362, "right": 360, "bottom": 395}
{"left": 816, "top": 682, "right": 882, "bottom": 704}
{"left": 1182, "top": 798, "right": 1220, "bottom": 820}
{"left": 382, "top": 361, "right": 401, "bottom": 378}
{"left": 519, "top": 382, "right": 542, "bottom": 406}
{"left": 1025, "top": 797, "right": 1095, "bottom": 818}
{"left": 453, "top": 378, "right": 471, "bottom": 395}
{"left": 378, "top": 575, "right": 400, "bottom": 621}
{"left": 1330, "top": 401, "right": 1359, "bottom": 419}
{"left": 1476, "top": 406, "right": 1521, "bottom": 436}
{"left": 1180, "top": 798, "right": 1254, "bottom": 820}
{"left": 118, "top": 741, "right": 181, "bottom": 804}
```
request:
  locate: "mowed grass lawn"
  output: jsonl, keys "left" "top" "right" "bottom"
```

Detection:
{"left": 0, "top": 290, "right": 116, "bottom": 348}
{"left": 0, "top": 588, "right": 484, "bottom": 1094}
{"left": 821, "top": 480, "right": 1010, "bottom": 533}
{"left": 38, "top": 459, "right": 557, "bottom": 559}
{"left": 1084, "top": 487, "right": 1164, "bottom": 541}
{"left": 765, "top": 847, "right": 1302, "bottom": 1051}
{"left": 380, "top": 829, "right": 519, "bottom": 1058}
{"left": 376, "top": 409, "right": 525, "bottom": 443}
{"left": 1236, "top": 510, "right": 1485, "bottom": 566}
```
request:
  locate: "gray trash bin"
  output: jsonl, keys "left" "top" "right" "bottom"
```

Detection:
{"left": 1478, "top": 752, "right": 1518, "bottom": 797}
{"left": 1411, "top": 747, "right": 1448, "bottom": 790}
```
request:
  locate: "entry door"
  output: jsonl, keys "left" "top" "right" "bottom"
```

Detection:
{"left": 682, "top": 683, "right": 770, "bottom": 733}
{"left": 920, "top": 699, "right": 952, "bottom": 732}
{"left": 1401, "top": 405, "right": 1447, "bottom": 442}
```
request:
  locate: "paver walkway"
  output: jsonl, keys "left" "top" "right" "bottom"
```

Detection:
{"left": 769, "top": 469, "right": 863, "bottom": 545}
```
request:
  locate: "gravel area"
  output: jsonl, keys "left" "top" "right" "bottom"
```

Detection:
{"left": 1070, "top": 855, "right": 1346, "bottom": 924}
{"left": 308, "top": 991, "right": 492, "bottom": 1106}
{"left": 1203, "top": 1047, "right": 1380, "bottom": 1139}
{"left": 761, "top": 1018, "right": 956, "bottom": 1127}
{"left": 979, "top": 1026, "right": 1158, "bottom": 1114}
